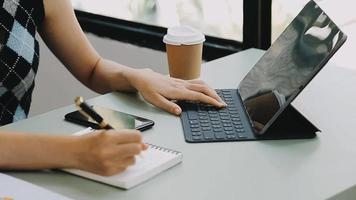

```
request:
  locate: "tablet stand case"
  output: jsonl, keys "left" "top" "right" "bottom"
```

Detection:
{"left": 256, "top": 105, "right": 319, "bottom": 140}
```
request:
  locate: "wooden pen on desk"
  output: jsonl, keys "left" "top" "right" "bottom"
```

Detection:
{"left": 74, "top": 96, "right": 114, "bottom": 130}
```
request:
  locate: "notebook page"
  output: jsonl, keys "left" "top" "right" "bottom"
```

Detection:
{"left": 112, "top": 144, "right": 180, "bottom": 180}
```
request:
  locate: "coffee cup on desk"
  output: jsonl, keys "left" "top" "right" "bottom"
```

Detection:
{"left": 163, "top": 26, "right": 205, "bottom": 80}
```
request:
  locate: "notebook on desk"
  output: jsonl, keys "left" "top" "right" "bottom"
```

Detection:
{"left": 63, "top": 128, "right": 183, "bottom": 189}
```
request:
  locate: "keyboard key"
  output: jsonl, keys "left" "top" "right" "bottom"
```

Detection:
{"left": 227, "top": 135, "right": 237, "bottom": 139}
{"left": 213, "top": 128, "right": 224, "bottom": 132}
{"left": 229, "top": 111, "right": 239, "bottom": 114}
{"left": 210, "top": 117, "right": 220, "bottom": 121}
{"left": 198, "top": 105, "right": 208, "bottom": 111}
{"left": 189, "top": 120, "right": 199, "bottom": 124}
{"left": 190, "top": 124, "right": 199, "bottom": 128}
{"left": 221, "top": 116, "right": 230, "bottom": 120}
{"left": 233, "top": 121, "right": 242, "bottom": 125}
{"left": 208, "top": 111, "right": 218, "bottom": 114}
{"left": 222, "top": 120, "right": 231, "bottom": 123}
{"left": 223, "top": 123, "right": 232, "bottom": 127}
{"left": 224, "top": 127, "right": 234, "bottom": 131}
{"left": 191, "top": 128, "right": 200, "bottom": 132}
{"left": 201, "top": 123, "right": 210, "bottom": 127}
{"left": 202, "top": 127, "right": 212, "bottom": 131}
{"left": 235, "top": 125, "right": 243, "bottom": 129}
{"left": 207, "top": 106, "right": 217, "bottom": 110}
{"left": 198, "top": 112, "right": 207, "bottom": 116}
{"left": 214, "top": 132, "right": 226, "bottom": 139}
{"left": 192, "top": 132, "right": 202, "bottom": 136}
{"left": 226, "top": 131, "right": 235, "bottom": 135}
{"left": 212, "top": 125, "right": 222, "bottom": 128}
{"left": 192, "top": 135, "right": 203, "bottom": 140}
{"left": 236, "top": 129, "right": 245, "bottom": 132}
{"left": 203, "top": 132, "right": 214, "bottom": 140}
{"left": 222, "top": 90, "right": 230, "bottom": 95}
{"left": 211, "top": 121, "right": 221, "bottom": 125}
{"left": 230, "top": 114, "right": 240, "bottom": 118}
{"left": 237, "top": 134, "right": 247, "bottom": 138}
{"left": 200, "top": 120, "right": 209, "bottom": 123}
{"left": 199, "top": 116, "right": 209, "bottom": 120}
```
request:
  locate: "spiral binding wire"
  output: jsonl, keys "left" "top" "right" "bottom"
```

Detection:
{"left": 146, "top": 143, "right": 181, "bottom": 155}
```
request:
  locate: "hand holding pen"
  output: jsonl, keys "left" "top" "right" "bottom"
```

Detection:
{"left": 73, "top": 96, "right": 147, "bottom": 176}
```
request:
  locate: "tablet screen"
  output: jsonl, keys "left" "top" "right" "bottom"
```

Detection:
{"left": 238, "top": 0, "right": 346, "bottom": 134}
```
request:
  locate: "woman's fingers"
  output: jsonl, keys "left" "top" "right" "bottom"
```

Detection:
{"left": 143, "top": 80, "right": 228, "bottom": 115}
{"left": 152, "top": 94, "right": 182, "bottom": 115}
{"left": 169, "top": 88, "right": 225, "bottom": 108}
{"left": 115, "top": 143, "right": 143, "bottom": 157}
{"left": 117, "top": 156, "right": 136, "bottom": 167}
{"left": 105, "top": 130, "right": 142, "bottom": 144}
{"left": 185, "top": 83, "right": 226, "bottom": 106}
{"left": 171, "top": 79, "right": 226, "bottom": 107}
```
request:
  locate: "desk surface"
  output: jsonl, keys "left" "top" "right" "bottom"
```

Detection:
{"left": 2, "top": 49, "right": 356, "bottom": 200}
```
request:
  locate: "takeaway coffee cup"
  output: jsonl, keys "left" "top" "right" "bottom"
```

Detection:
{"left": 163, "top": 26, "right": 205, "bottom": 80}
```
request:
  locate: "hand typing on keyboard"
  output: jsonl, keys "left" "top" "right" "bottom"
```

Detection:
{"left": 127, "top": 69, "right": 227, "bottom": 115}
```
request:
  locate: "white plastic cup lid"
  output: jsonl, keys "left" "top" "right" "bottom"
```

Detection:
{"left": 163, "top": 25, "right": 205, "bottom": 45}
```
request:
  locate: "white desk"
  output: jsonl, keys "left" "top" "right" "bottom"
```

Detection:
{"left": 2, "top": 49, "right": 356, "bottom": 200}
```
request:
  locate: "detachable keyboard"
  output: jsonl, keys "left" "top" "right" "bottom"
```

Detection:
{"left": 179, "top": 89, "right": 255, "bottom": 143}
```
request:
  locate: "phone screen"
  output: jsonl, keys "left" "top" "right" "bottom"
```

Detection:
{"left": 65, "top": 105, "right": 154, "bottom": 131}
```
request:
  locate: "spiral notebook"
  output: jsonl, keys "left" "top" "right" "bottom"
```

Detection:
{"left": 63, "top": 128, "right": 183, "bottom": 189}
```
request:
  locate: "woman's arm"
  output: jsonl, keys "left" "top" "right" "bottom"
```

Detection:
{"left": 39, "top": 0, "right": 122, "bottom": 93}
{"left": 39, "top": 0, "right": 226, "bottom": 115}
{"left": 0, "top": 129, "right": 146, "bottom": 176}
{"left": 0, "top": 131, "right": 80, "bottom": 170}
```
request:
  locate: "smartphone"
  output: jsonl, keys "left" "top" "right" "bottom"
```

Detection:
{"left": 64, "top": 105, "right": 155, "bottom": 131}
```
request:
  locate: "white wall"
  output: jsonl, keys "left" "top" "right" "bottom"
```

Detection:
{"left": 30, "top": 33, "right": 168, "bottom": 116}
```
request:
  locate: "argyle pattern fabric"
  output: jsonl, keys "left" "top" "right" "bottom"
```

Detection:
{"left": 0, "top": 0, "right": 44, "bottom": 125}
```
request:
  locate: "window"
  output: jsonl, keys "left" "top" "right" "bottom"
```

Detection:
{"left": 272, "top": 0, "right": 356, "bottom": 42}
{"left": 71, "top": 0, "right": 243, "bottom": 42}
{"left": 272, "top": 0, "right": 309, "bottom": 42}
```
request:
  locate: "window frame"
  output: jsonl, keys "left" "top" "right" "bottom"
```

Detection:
{"left": 74, "top": 0, "right": 272, "bottom": 61}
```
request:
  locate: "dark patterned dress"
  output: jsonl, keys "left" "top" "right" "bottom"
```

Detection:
{"left": 0, "top": 0, "right": 44, "bottom": 125}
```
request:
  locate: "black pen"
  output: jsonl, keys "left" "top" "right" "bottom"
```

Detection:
{"left": 74, "top": 96, "right": 114, "bottom": 130}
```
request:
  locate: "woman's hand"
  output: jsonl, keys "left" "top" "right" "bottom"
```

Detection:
{"left": 75, "top": 129, "right": 147, "bottom": 176}
{"left": 125, "top": 68, "right": 227, "bottom": 115}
